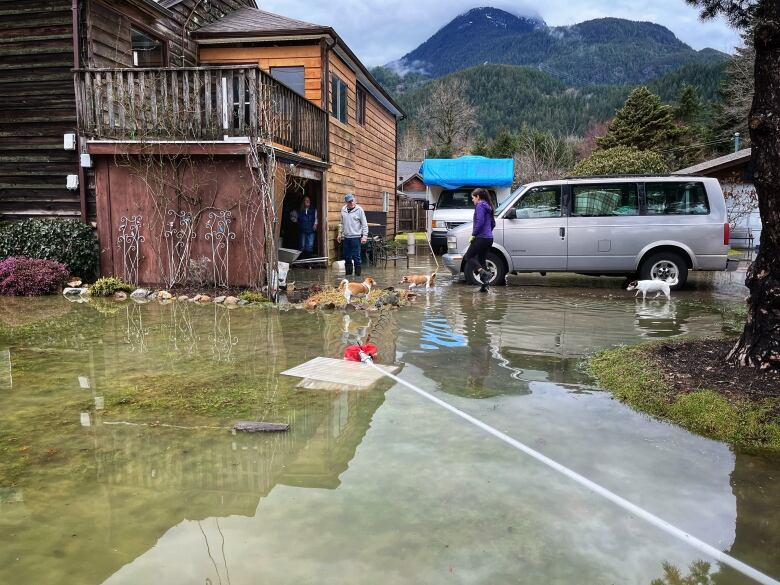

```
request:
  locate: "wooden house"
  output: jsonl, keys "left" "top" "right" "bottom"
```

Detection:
{"left": 2, "top": 1, "right": 402, "bottom": 286}
{"left": 193, "top": 7, "right": 403, "bottom": 254}
{"left": 1, "top": 0, "right": 257, "bottom": 221}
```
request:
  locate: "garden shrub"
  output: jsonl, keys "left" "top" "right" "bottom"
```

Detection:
{"left": 238, "top": 290, "right": 269, "bottom": 303}
{"left": 0, "top": 219, "right": 98, "bottom": 278}
{"left": 0, "top": 257, "right": 69, "bottom": 296}
{"left": 571, "top": 146, "right": 670, "bottom": 176}
{"left": 89, "top": 276, "right": 133, "bottom": 297}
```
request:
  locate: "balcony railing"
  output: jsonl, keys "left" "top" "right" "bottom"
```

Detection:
{"left": 74, "top": 65, "right": 328, "bottom": 161}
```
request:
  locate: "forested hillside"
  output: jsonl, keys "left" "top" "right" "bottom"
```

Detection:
{"left": 392, "top": 61, "right": 727, "bottom": 138}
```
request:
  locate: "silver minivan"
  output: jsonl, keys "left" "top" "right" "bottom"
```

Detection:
{"left": 442, "top": 176, "right": 733, "bottom": 289}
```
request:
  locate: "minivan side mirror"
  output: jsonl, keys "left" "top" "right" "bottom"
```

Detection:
{"left": 504, "top": 208, "right": 517, "bottom": 220}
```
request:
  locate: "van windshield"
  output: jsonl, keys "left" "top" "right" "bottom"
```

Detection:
{"left": 495, "top": 186, "right": 525, "bottom": 214}
{"left": 437, "top": 189, "right": 497, "bottom": 209}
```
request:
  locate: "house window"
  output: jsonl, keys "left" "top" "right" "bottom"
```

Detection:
{"left": 331, "top": 75, "right": 348, "bottom": 124}
{"left": 271, "top": 66, "right": 305, "bottom": 96}
{"left": 356, "top": 86, "right": 366, "bottom": 125}
{"left": 131, "top": 28, "right": 164, "bottom": 67}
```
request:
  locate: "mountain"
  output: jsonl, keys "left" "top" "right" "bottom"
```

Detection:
{"left": 394, "top": 61, "right": 727, "bottom": 138}
{"left": 386, "top": 7, "right": 727, "bottom": 86}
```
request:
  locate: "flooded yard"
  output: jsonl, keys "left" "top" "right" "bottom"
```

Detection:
{"left": 0, "top": 262, "right": 777, "bottom": 585}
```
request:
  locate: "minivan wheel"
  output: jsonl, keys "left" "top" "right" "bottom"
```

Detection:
{"left": 465, "top": 251, "right": 507, "bottom": 286}
{"left": 639, "top": 251, "right": 688, "bottom": 290}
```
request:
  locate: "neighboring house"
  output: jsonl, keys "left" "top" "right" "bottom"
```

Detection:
{"left": 2, "top": 1, "right": 402, "bottom": 283}
{"left": 396, "top": 159, "right": 427, "bottom": 232}
{"left": 674, "top": 148, "right": 760, "bottom": 247}
{"left": 397, "top": 160, "right": 425, "bottom": 200}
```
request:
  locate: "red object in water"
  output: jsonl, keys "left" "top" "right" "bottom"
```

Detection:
{"left": 344, "top": 344, "right": 378, "bottom": 362}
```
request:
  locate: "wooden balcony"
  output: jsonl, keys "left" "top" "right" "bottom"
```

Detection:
{"left": 74, "top": 65, "right": 328, "bottom": 161}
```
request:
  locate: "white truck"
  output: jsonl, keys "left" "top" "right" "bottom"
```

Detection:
{"left": 420, "top": 156, "right": 514, "bottom": 253}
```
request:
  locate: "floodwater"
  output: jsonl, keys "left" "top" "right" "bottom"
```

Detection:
{"left": 0, "top": 263, "right": 777, "bottom": 585}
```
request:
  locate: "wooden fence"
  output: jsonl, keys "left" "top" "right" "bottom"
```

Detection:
{"left": 397, "top": 197, "right": 427, "bottom": 232}
{"left": 74, "top": 65, "right": 328, "bottom": 160}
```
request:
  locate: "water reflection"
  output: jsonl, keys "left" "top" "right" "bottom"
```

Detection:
{"left": 0, "top": 300, "right": 395, "bottom": 585}
{"left": 0, "top": 289, "right": 777, "bottom": 585}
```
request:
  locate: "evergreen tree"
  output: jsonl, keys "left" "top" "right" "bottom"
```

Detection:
{"left": 487, "top": 129, "right": 518, "bottom": 158}
{"left": 674, "top": 83, "right": 703, "bottom": 124}
{"left": 687, "top": 0, "right": 780, "bottom": 369}
{"left": 471, "top": 135, "right": 489, "bottom": 156}
{"left": 596, "top": 86, "right": 685, "bottom": 152}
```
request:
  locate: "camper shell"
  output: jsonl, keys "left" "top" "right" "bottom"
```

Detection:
{"left": 421, "top": 156, "right": 514, "bottom": 252}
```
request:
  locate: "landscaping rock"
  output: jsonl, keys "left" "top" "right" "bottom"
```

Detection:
{"left": 214, "top": 295, "right": 226, "bottom": 304}
{"left": 130, "top": 288, "right": 149, "bottom": 299}
{"left": 224, "top": 296, "right": 239, "bottom": 305}
{"left": 177, "top": 295, "right": 189, "bottom": 301}
{"left": 237, "top": 299, "right": 250, "bottom": 306}
{"left": 68, "top": 279, "right": 82, "bottom": 287}
{"left": 146, "top": 291, "right": 159, "bottom": 300}
{"left": 199, "top": 295, "right": 211, "bottom": 303}
{"left": 158, "top": 290, "right": 173, "bottom": 300}
{"left": 63, "top": 287, "right": 88, "bottom": 296}
{"left": 114, "top": 291, "right": 128, "bottom": 300}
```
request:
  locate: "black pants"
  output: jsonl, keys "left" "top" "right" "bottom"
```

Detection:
{"left": 464, "top": 237, "right": 493, "bottom": 275}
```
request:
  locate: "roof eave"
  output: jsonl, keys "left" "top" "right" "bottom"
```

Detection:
{"left": 328, "top": 29, "right": 405, "bottom": 119}
{"left": 674, "top": 153, "right": 752, "bottom": 176}
{"left": 193, "top": 27, "right": 332, "bottom": 40}
{"left": 135, "top": 0, "right": 176, "bottom": 19}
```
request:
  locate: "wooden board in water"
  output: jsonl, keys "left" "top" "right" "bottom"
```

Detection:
{"left": 281, "top": 357, "right": 399, "bottom": 390}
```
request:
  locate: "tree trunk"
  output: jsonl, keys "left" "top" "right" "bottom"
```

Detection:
{"left": 728, "top": 1, "right": 780, "bottom": 369}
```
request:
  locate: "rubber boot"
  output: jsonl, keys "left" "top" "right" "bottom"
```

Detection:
{"left": 345, "top": 260, "right": 353, "bottom": 276}
{"left": 355, "top": 264, "right": 362, "bottom": 277}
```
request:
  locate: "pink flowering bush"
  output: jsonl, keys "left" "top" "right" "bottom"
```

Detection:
{"left": 0, "top": 256, "right": 70, "bottom": 296}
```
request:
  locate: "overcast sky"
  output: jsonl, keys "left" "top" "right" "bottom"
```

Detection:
{"left": 258, "top": 0, "right": 742, "bottom": 67}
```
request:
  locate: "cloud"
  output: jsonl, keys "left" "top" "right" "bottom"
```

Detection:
{"left": 257, "top": 0, "right": 742, "bottom": 66}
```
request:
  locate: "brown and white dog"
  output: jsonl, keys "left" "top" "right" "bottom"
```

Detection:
{"left": 339, "top": 277, "right": 376, "bottom": 303}
{"left": 400, "top": 272, "right": 436, "bottom": 291}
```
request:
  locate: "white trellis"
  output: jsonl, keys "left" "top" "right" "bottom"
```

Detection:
{"left": 117, "top": 215, "right": 144, "bottom": 285}
{"left": 204, "top": 210, "right": 235, "bottom": 287}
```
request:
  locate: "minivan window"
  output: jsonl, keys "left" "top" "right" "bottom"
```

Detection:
{"left": 437, "top": 189, "right": 496, "bottom": 209}
{"left": 645, "top": 182, "right": 710, "bottom": 215}
{"left": 513, "top": 185, "right": 561, "bottom": 218}
{"left": 572, "top": 183, "right": 639, "bottom": 216}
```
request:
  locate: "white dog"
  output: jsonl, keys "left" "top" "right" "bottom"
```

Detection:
{"left": 626, "top": 277, "right": 678, "bottom": 300}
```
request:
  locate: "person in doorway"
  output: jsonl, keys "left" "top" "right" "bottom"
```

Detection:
{"left": 337, "top": 193, "right": 368, "bottom": 277}
{"left": 290, "top": 195, "right": 318, "bottom": 258}
{"left": 463, "top": 188, "right": 495, "bottom": 292}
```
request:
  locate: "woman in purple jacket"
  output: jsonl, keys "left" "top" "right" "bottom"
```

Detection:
{"left": 464, "top": 188, "right": 496, "bottom": 292}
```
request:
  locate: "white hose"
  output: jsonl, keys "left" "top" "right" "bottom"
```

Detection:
{"left": 363, "top": 359, "right": 780, "bottom": 585}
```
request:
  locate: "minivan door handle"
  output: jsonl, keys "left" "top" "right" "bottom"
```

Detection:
{"left": 559, "top": 227, "right": 566, "bottom": 239}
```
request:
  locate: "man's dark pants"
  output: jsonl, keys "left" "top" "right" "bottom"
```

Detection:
{"left": 343, "top": 237, "right": 362, "bottom": 276}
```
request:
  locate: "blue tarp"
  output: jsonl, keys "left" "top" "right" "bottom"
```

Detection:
{"left": 420, "top": 156, "right": 514, "bottom": 190}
